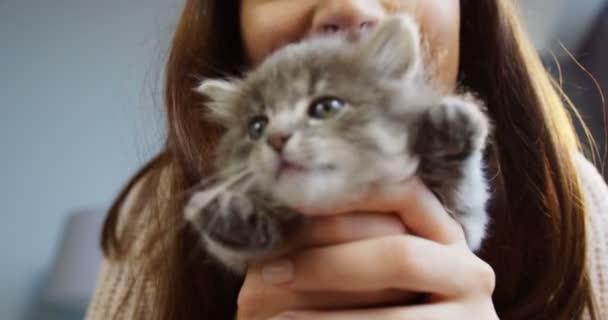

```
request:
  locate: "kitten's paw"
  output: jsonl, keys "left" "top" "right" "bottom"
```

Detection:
{"left": 188, "top": 192, "right": 285, "bottom": 273}
{"left": 203, "top": 194, "right": 281, "bottom": 251}
{"left": 416, "top": 95, "right": 489, "bottom": 161}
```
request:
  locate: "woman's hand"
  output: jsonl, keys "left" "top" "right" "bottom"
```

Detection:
{"left": 236, "top": 179, "right": 498, "bottom": 320}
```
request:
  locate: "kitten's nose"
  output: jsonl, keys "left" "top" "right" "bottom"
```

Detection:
{"left": 310, "top": 0, "right": 383, "bottom": 36}
{"left": 267, "top": 134, "right": 291, "bottom": 153}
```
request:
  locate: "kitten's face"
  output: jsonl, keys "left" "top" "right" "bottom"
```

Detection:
{"left": 198, "top": 16, "right": 436, "bottom": 210}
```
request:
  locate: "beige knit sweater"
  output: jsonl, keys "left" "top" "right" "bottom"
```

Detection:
{"left": 85, "top": 154, "right": 608, "bottom": 319}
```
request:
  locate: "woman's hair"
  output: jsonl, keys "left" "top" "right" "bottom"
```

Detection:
{"left": 101, "top": 1, "right": 598, "bottom": 319}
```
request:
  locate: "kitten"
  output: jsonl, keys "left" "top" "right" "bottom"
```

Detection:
{"left": 185, "top": 15, "right": 491, "bottom": 273}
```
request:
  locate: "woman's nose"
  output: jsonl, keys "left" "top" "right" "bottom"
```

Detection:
{"left": 310, "top": 0, "right": 385, "bottom": 36}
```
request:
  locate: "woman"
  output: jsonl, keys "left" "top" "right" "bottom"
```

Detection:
{"left": 86, "top": 0, "right": 608, "bottom": 319}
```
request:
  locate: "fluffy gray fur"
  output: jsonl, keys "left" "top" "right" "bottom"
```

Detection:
{"left": 184, "top": 15, "right": 491, "bottom": 273}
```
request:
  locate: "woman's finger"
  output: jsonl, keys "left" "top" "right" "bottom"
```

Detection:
{"left": 387, "top": 178, "right": 466, "bottom": 246}
{"left": 270, "top": 212, "right": 406, "bottom": 257}
{"left": 291, "top": 212, "right": 407, "bottom": 246}
{"left": 270, "top": 303, "right": 467, "bottom": 320}
{"left": 298, "top": 178, "right": 466, "bottom": 246}
{"left": 263, "top": 234, "right": 494, "bottom": 297}
{"left": 238, "top": 268, "right": 419, "bottom": 320}
{"left": 237, "top": 214, "right": 416, "bottom": 320}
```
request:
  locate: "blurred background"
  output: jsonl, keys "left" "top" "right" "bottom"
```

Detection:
{"left": 0, "top": 0, "right": 606, "bottom": 319}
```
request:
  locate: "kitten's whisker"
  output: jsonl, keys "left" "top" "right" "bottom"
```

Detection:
{"left": 192, "top": 164, "right": 250, "bottom": 190}
{"left": 218, "top": 167, "right": 254, "bottom": 189}
{"left": 183, "top": 168, "right": 255, "bottom": 216}
{"left": 240, "top": 177, "right": 256, "bottom": 191}
{"left": 178, "top": 171, "right": 258, "bottom": 266}
{"left": 155, "top": 164, "right": 251, "bottom": 205}
{"left": 235, "top": 174, "right": 257, "bottom": 194}
{"left": 199, "top": 164, "right": 248, "bottom": 185}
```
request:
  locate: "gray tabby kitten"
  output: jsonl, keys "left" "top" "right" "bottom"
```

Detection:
{"left": 185, "top": 15, "right": 491, "bottom": 273}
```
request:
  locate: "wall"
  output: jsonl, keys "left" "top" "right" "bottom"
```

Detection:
{"left": 520, "top": 0, "right": 606, "bottom": 56}
{"left": 0, "top": 0, "right": 180, "bottom": 319}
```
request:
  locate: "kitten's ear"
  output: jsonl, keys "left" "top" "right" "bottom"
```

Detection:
{"left": 195, "top": 78, "right": 238, "bottom": 105}
{"left": 357, "top": 14, "right": 421, "bottom": 79}
{"left": 195, "top": 79, "right": 239, "bottom": 125}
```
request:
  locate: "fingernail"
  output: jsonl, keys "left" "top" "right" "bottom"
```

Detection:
{"left": 262, "top": 259, "right": 294, "bottom": 284}
{"left": 269, "top": 313, "right": 296, "bottom": 320}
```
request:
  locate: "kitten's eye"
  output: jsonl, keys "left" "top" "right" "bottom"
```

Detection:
{"left": 308, "top": 97, "right": 345, "bottom": 119}
{"left": 248, "top": 115, "right": 268, "bottom": 140}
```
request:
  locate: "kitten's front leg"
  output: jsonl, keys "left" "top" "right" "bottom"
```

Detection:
{"left": 413, "top": 94, "right": 490, "bottom": 250}
{"left": 185, "top": 190, "right": 298, "bottom": 273}
{"left": 415, "top": 94, "right": 489, "bottom": 164}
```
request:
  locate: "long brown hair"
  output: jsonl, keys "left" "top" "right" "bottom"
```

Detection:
{"left": 101, "top": 1, "right": 598, "bottom": 319}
